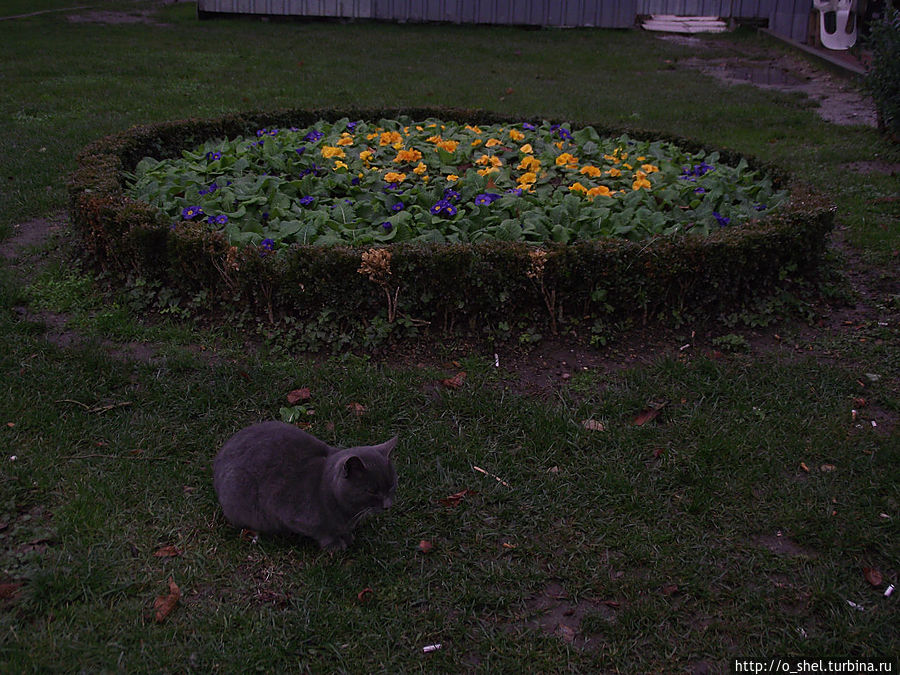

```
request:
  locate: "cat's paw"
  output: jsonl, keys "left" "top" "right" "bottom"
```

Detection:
{"left": 318, "top": 534, "right": 352, "bottom": 551}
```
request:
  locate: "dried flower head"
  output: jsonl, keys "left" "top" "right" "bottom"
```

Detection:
{"left": 358, "top": 248, "right": 392, "bottom": 285}
{"left": 527, "top": 248, "right": 547, "bottom": 280}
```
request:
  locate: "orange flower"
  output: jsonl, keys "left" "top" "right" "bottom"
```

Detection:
{"left": 632, "top": 171, "right": 651, "bottom": 190}
{"left": 393, "top": 148, "right": 423, "bottom": 164}
{"left": 518, "top": 155, "right": 541, "bottom": 172}
{"left": 519, "top": 143, "right": 533, "bottom": 154}
{"left": 485, "top": 138, "right": 502, "bottom": 148}
{"left": 384, "top": 171, "right": 406, "bottom": 183}
{"left": 337, "top": 133, "right": 354, "bottom": 146}
{"left": 587, "top": 185, "right": 613, "bottom": 199}
{"left": 436, "top": 139, "right": 459, "bottom": 153}
{"left": 509, "top": 129, "right": 525, "bottom": 142}
{"left": 569, "top": 182, "right": 588, "bottom": 194}
{"left": 641, "top": 163, "right": 659, "bottom": 173}
{"left": 476, "top": 155, "right": 502, "bottom": 168}
{"left": 555, "top": 152, "right": 579, "bottom": 169}
{"left": 579, "top": 165, "right": 603, "bottom": 178}
{"left": 379, "top": 131, "right": 403, "bottom": 146}
{"left": 413, "top": 162, "right": 428, "bottom": 175}
{"left": 606, "top": 167, "right": 621, "bottom": 178}
{"left": 321, "top": 146, "right": 346, "bottom": 159}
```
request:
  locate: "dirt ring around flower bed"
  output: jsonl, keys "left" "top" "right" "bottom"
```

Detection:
{"left": 67, "top": 107, "right": 835, "bottom": 340}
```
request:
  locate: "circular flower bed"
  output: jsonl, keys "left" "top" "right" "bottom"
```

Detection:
{"left": 68, "top": 107, "right": 834, "bottom": 341}
{"left": 127, "top": 118, "right": 787, "bottom": 250}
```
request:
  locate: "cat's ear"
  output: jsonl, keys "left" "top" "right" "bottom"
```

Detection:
{"left": 344, "top": 455, "right": 367, "bottom": 479}
{"left": 376, "top": 436, "right": 398, "bottom": 458}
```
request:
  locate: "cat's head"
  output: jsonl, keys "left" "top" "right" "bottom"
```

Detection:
{"left": 336, "top": 436, "right": 398, "bottom": 518}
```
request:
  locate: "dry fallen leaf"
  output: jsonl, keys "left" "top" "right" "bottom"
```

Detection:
{"left": 440, "top": 372, "right": 467, "bottom": 389}
{"left": 0, "top": 582, "right": 22, "bottom": 600}
{"left": 633, "top": 402, "right": 667, "bottom": 426}
{"left": 153, "top": 577, "right": 181, "bottom": 623}
{"left": 800, "top": 462, "right": 810, "bottom": 473}
{"left": 820, "top": 464, "right": 836, "bottom": 472}
{"left": 287, "top": 387, "right": 311, "bottom": 405}
{"left": 556, "top": 623, "right": 577, "bottom": 643}
{"left": 346, "top": 402, "right": 366, "bottom": 417}
{"left": 438, "top": 489, "right": 476, "bottom": 507}
{"left": 863, "top": 567, "right": 883, "bottom": 587}
{"left": 357, "top": 587, "right": 374, "bottom": 603}
{"left": 417, "top": 540, "right": 433, "bottom": 553}
{"left": 581, "top": 419, "right": 605, "bottom": 432}
{"left": 153, "top": 545, "right": 182, "bottom": 558}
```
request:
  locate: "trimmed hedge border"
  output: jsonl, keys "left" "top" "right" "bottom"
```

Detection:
{"left": 68, "top": 107, "right": 835, "bottom": 338}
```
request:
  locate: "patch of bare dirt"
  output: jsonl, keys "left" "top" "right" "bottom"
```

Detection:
{"left": 659, "top": 33, "right": 877, "bottom": 127}
{"left": 0, "top": 214, "right": 65, "bottom": 263}
{"left": 66, "top": 6, "right": 173, "bottom": 26}
{"left": 506, "top": 581, "right": 617, "bottom": 651}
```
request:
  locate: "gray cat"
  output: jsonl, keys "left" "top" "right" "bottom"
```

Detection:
{"left": 213, "top": 421, "right": 397, "bottom": 550}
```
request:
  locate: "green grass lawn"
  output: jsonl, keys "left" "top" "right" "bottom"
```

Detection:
{"left": 0, "top": 2, "right": 897, "bottom": 672}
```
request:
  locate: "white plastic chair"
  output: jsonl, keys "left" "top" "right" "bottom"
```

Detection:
{"left": 813, "top": 0, "right": 858, "bottom": 50}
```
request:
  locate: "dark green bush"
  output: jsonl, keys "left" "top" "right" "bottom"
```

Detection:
{"left": 865, "top": 7, "right": 900, "bottom": 137}
{"left": 68, "top": 107, "right": 834, "bottom": 343}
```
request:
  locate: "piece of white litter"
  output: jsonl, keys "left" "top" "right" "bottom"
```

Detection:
{"left": 8, "top": 456, "right": 16, "bottom": 462}
{"left": 871, "top": 420, "right": 877, "bottom": 428}
{"left": 422, "top": 643, "right": 442, "bottom": 653}
{"left": 494, "top": 353, "right": 500, "bottom": 368}
{"left": 885, "top": 584, "right": 895, "bottom": 598}
{"left": 473, "top": 465, "right": 511, "bottom": 487}
{"left": 847, "top": 600, "right": 865, "bottom": 611}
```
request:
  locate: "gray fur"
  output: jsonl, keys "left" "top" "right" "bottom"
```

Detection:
{"left": 213, "top": 421, "right": 397, "bottom": 550}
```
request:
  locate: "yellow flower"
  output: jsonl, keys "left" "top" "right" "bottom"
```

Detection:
{"left": 337, "top": 133, "right": 354, "bottom": 146}
{"left": 485, "top": 138, "right": 502, "bottom": 148}
{"left": 393, "top": 148, "right": 423, "bottom": 164}
{"left": 447, "top": 174, "right": 459, "bottom": 182}
{"left": 471, "top": 139, "right": 483, "bottom": 148}
{"left": 579, "top": 165, "right": 603, "bottom": 178}
{"left": 413, "top": 161, "right": 428, "bottom": 175}
{"left": 426, "top": 135, "right": 442, "bottom": 143}
{"left": 606, "top": 167, "right": 621, "bottom": 178}
{"left": 519, "top": 143, "right": 533, "bottom": 154}
{"left": 622, "top": 163, "right": 633, "bottom": 170}
{"left": 384, "top": 172, "right": 406, "bottom": 183}
{"left": 555, "top": 152, "right": 579, "bottom": 169}
{"left": 587, "top": 185, "right": 612, "bottom": 199}
{"left": 465, "top": 124, "right": 482, "bottom": 134}
{"left": 637, "top": 156, "right": 646, "bottom": 162}
{"left": 359, "top": 150, "right": 374, "bottom": 163}
{"left": 603, "top": 153, "right": 619, "bottom": 163}
{"left": 477, "top": 166, "right": 499, "bottom": 176}
{"left": 517, "top": 172, "right": 537, "bottom": 185}
{"left": 333, "top": 160, "right": 348, "bottom": 171}
{"left": 569, "top": 182, "right": 588, "bottom": 194}
{"left": 321, "top": 146, "right": 346, "bottom": 159}
{"left": 641, "top": 163, "right": 659, "bottom": 173}
{"left": 379, "top": 131, "right": 403, "bottom": 146}
{"left": 509, "top": 129, "right": 525, "bottom": 142}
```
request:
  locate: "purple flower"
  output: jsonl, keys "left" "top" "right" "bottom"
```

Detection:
{"left": 260, "top": 238, "right": 275, "bottom": 252}
{"left": 443, "top": 188, "right": 461, "bottom": 202}
{"left": 206, "top": 214, "right": 229, "bottom": 225}
{"left": 295, "top": 147, "right": 306, "bottom": 157}
{"left": 181, "top": 205, "right": 204, "bottom": 220}
{"left": 713, "top": 212, "right": 731, "bottom": 227}
{"left": 304, "top": 130, "right": 325, "bottom": 142}
{"left": 754, "top": 203, "right": 768, "bottom": 211}
{"left": 205, "top": 151, "right": 222, "bottom": 161}
{"left": 430, "top": 199, "right": 457, "bottom": 217}
{"left": 256, "top": 129, "right": 267, "bottom": 137}
{"left": 381, "top": 221, "right": 393, "bottom": 231}
{"left": 522, "top": 122, "right": 536, "bottom": 131}
{"left": 347, "top": 121, "right": 359, "bottom": 131}
{"left": 693, "top": 187, "right": 706, "bottom": 194}
{"left": 198, "top": 182, "right": 219, "bottom": 196}
{"left": 474, "top": 193, "right": 501, "bottom": 206}
{"left": 299, "top": 196, "right": 315, "bottom": 207}
{"left": 507, "top": 188, "right": 523, "bottom": 196}
{"left": 551, "top": 124, "right": 572, "bottom": 141}
{"left": 391, "top": 202, "right": 405, "bottom": 212}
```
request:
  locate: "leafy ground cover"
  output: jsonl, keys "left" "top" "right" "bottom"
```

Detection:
{"left": 128, "top": 118, "right": 786, "bottom": 246}
{"left": 0, "top": 2, "right": 897, "bottom": 672}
